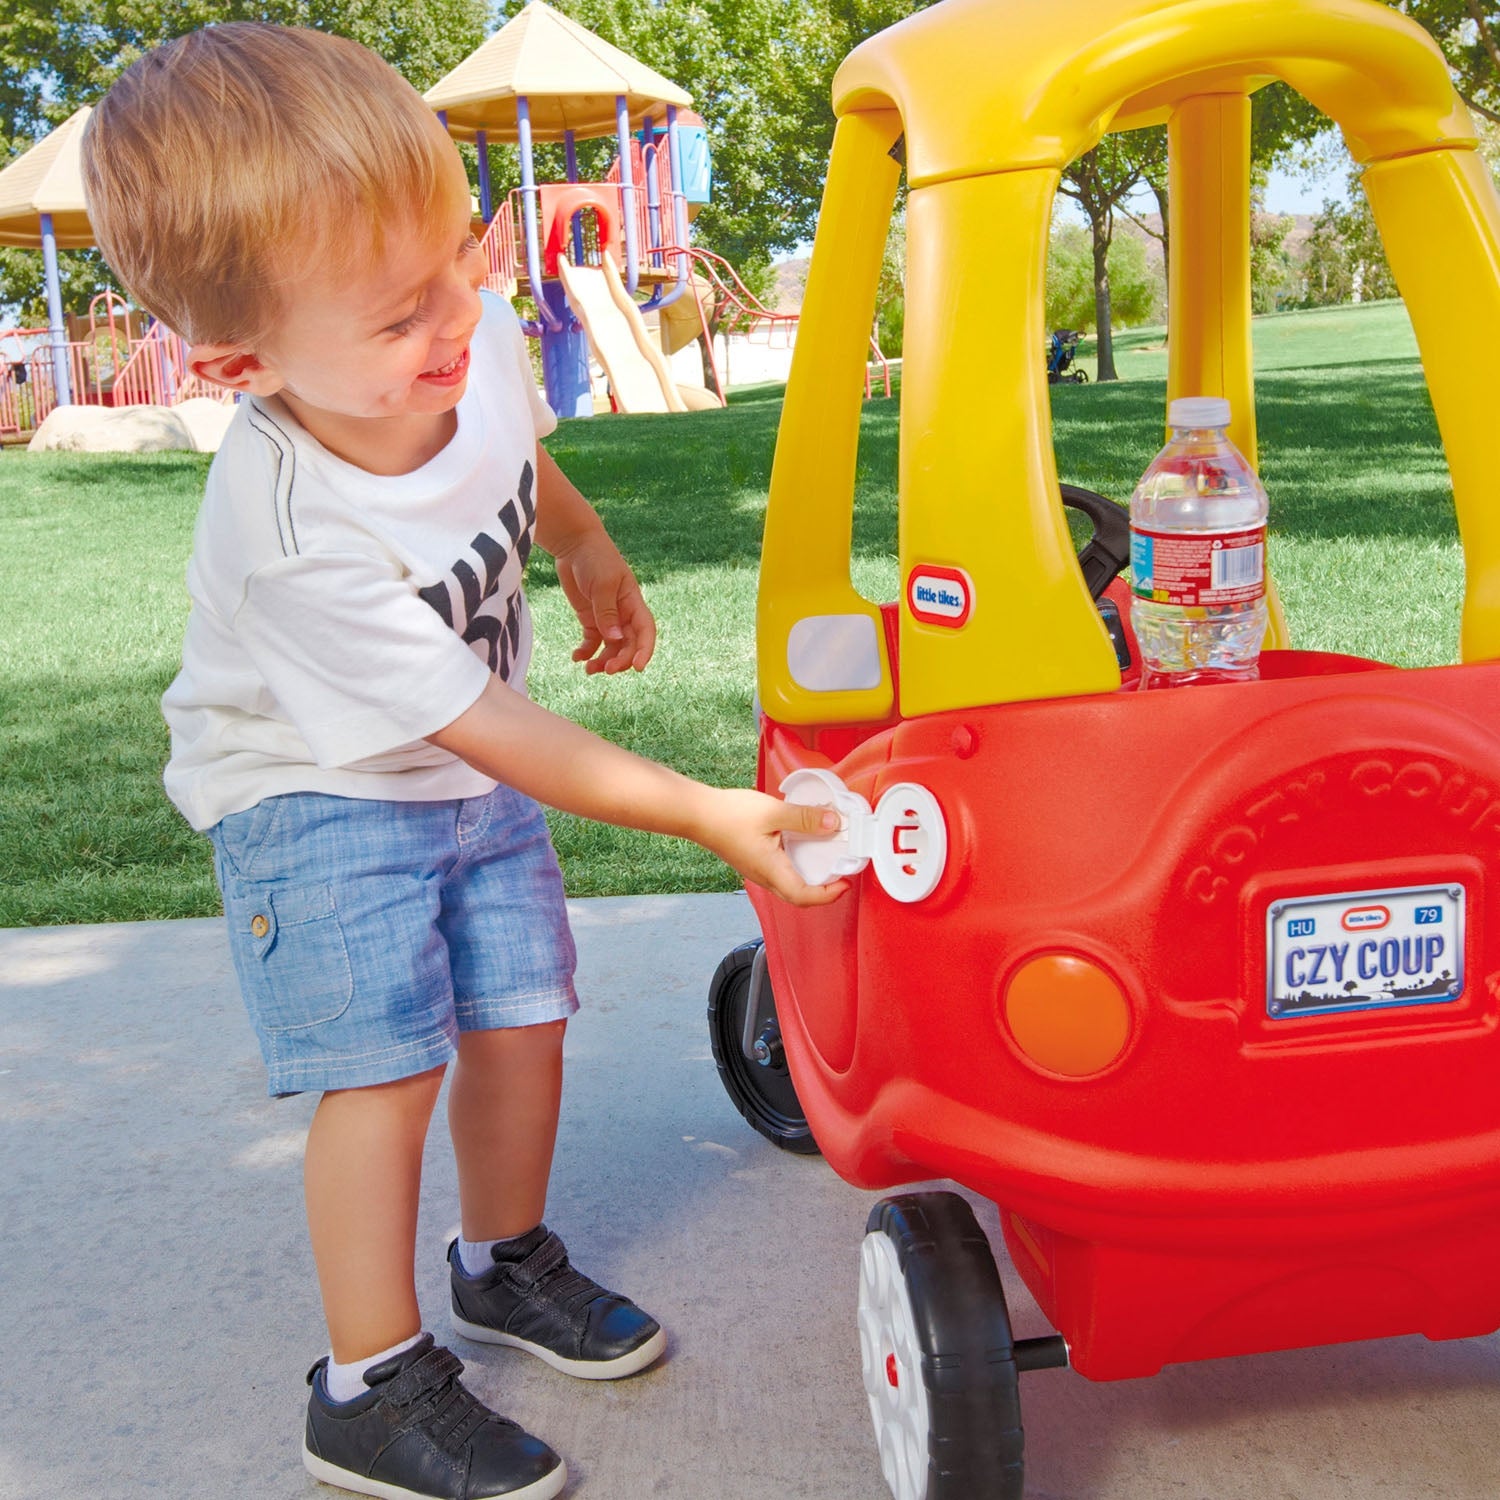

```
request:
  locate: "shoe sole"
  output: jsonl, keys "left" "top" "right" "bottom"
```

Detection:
{"left": 303, "top": 1445, "right": 566, "bottom": 1500}
{"left": 451, "top": 1316, "right": 668, "bottom": 1380}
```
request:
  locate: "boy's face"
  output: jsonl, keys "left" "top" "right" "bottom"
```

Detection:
{"left": 200, "top": 151, "right": 486, "bottom": 437}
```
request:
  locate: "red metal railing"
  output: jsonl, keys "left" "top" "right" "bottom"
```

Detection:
{"left": 1, "top": 295, "right": 233, "bottom": 439}
{"left": 479, "top": 197, "right": 521, "bottom": 299}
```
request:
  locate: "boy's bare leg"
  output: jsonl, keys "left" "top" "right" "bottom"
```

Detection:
{"left": 305, "top": 1066, "right": 446, "bottom": 1363}
{"left": 445, "top": 1017, "right": 666, "bottom": 1378}
{"left": 448, "top": 1020, "right": 566, "bottom": 1239}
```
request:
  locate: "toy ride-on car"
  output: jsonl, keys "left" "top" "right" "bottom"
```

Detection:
{"left": 704, "top": 2, "right": 1500, "bottom": 1498}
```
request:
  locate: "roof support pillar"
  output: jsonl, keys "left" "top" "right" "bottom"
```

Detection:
{"left": 40, "top": 212, "right": 71, "bottom": 407}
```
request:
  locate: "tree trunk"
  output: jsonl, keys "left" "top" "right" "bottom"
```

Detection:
{"left": 1149, "top": 176, "right": 1170, "bottom": 298}
{"left": 1091, "top": 214, "right": 1118, "bottom": 382}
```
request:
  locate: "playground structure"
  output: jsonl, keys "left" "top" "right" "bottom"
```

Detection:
{"left": 0, "top": 292, "right": 226, "bottom": 440}
{"left": 424, "top": 0, "right": 721, "bottom": 418}
{"left": 0, "top": 105, "right": 229, "bottom": 441}
{"left": 704, "top": 0, "right": 1500, "bottom": 1497}
{"left": 1, "top": 1, "right": 882, "bottom": 437}
{"left": 423, "top": 0, "right": 877, "bottom": 418}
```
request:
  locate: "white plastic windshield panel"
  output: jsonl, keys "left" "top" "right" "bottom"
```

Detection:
{"left": 787, "top": 614, "right": 884, "bottom": 692}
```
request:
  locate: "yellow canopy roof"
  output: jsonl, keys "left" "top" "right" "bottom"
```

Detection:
{"left": 424, "top": 1, "right": 691, "bottom": 143}
{"left": 833, "top": 0, "right": 1472, "bottom": 187}
{"left": 0, "top": 107, "right": 94, "bottom": 249}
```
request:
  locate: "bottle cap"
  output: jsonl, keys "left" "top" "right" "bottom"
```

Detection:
{"left": 1167, "top": 396, "right": 1231, "bottom": 429}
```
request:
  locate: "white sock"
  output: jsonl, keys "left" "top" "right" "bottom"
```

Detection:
{"left": 457, "top": 1227, "right": 537, "bottom": 1277}
{"left": 324, "top": 1332, "right": 424, "bottom": 1404}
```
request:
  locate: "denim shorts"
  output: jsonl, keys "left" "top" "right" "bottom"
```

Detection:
{"left": 208, "top": 785, "right": 579, "bottom": 1097}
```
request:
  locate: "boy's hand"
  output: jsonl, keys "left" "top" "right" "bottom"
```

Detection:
{"left": 553, "top": 531, "right": 656, "bottom": 675}
{"left": 694, "top": 789, "right": 851, "bottom": 907}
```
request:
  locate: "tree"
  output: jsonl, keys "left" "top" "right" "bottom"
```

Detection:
{"left": 1058, "top": 134, "right": 1149, "bottom": 380}
{"left": 875, "top": 213, "right": 906, "bottom": 357}
{"left": 1250, "top": 207, "right": 1297, "bottom": 313}
{"left": 1046, "top": 224, "right": 1161, "bottom": 334}
{"left": 1293, "top": 184, "right": 1398, "bottom": 307}
{"left": 1395, "top": 0, "right": 1500, "bottom": 124}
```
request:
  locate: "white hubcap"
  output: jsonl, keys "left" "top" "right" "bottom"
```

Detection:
{"left": 858, "top": 1230, "right": 930, "bottom": 1500}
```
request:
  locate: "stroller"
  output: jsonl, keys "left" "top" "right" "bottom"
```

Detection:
{"left": 1046, "top": 328, "right": 1087, "bottom": 382}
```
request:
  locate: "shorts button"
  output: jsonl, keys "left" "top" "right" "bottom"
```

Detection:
{"left": 250, "top": 914, "right": 270, "bottom": 938}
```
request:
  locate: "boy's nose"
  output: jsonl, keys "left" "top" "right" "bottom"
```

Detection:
{"left": 439, "top": 281, "right": 482, "bottom": 341}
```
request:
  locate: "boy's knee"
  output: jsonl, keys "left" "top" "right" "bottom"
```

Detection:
{"left": 322, "top": 1064, "right": 447, "bottom": 1114}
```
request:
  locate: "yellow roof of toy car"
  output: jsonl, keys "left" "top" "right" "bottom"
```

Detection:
{"left": 832, "top": 0, "right": 1475, "bottom": 187}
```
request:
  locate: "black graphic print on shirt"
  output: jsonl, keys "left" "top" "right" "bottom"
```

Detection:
{"left": 417, "top": 461, "right": 536, "bottom": 679}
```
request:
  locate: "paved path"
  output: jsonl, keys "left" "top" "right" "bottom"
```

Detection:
{"left": 3, "top": 894, "right": 1499, "bottom": 1499}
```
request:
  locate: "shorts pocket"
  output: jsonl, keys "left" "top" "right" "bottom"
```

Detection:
{"left": 212, "top": 796, "right": 287, "bottom": 880}
{"left": 229, "top": 881, "right": 354, "bottom": 1033}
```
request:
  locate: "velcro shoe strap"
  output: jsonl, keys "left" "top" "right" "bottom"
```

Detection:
{"left": 384, "top": 1346, "right": 464, "bottom": 1409}
{"left": 508, "top": 1232, "right": 569, "bottom": 1289}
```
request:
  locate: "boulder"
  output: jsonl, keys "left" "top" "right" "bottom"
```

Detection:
{"left": 29, "top": 403, "right": 195, "bottom": 454}
{"left": 172, "top": 397, "right": 236, "bottom": 453}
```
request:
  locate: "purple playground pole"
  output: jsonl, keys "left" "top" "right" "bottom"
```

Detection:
{"left": 641, "top": 118, "right": 663, "bottom": 268}
{"left": 648, "top": 107, "right": 691, "bottom": 311}
{"left": 39, "top": 212, "right": 71, "bottom": 407}
{"left": 615, "top": 94, "right": 639, "bottom": 294}
{"left": 477, "top": 129, "right": 493, "bottom": 222}
{"left": 564, "top": 129, "right": 585, "bottom": 265}
{"left": 516, "top": 98, "right": 556, "bottom": 332}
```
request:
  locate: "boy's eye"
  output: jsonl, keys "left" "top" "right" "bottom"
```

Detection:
{"left": 385, "top": 303, "right": 429, "bottom": 337}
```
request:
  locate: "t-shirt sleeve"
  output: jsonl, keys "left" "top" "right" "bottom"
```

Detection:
{"left": 234, "top": 551, "right": 493, "bottom": 769}
{"left": 482, "top": 291, "right": 556, "bottom": 441}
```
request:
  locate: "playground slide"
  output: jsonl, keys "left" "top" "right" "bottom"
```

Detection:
{"left": 556, "top": 252, "right": 718, "bottom": 414}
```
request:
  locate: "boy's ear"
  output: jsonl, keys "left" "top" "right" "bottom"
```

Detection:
{"left": 187, "top": 343, "right": 284, "bottom": 396}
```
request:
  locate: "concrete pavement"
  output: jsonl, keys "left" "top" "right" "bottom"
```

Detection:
{"left": 3, "top": 893, "right": 1499, "bottom": 1499}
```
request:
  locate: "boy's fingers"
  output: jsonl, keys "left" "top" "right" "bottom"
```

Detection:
{"left": 591, "top": 590, "right": 624, "bottom": 641}
{"left": 779, "top": 802, "right": 842, "bottom": 837}
{"left": 761, "top": 862, "right": 850, "bottom": 906}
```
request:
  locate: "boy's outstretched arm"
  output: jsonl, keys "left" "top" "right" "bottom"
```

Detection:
{"left": 534, "top": 447, "right": 655, "bottom": 676}
{"left": 427, "top": 678, "right": 848, "bottom": 907}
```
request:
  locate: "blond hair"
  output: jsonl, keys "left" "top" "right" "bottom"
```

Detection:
{"left": 81, "top": 23, "right": 463, "bottom": 346}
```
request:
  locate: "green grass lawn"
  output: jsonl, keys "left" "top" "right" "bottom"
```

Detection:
{"left": 0, "top": 299, "right": 1460, "bottom": 925}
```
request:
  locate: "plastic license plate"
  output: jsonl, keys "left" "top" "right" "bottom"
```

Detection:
{"left": 1266, "top": 883, "right": 1464, "bottom": 1018}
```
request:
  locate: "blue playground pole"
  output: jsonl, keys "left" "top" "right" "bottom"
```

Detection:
{"left": 539, "top": 281, "right": 591, "bottom": 418}
{"left": 40, "top": 212, "right": 71, "bottom": 407}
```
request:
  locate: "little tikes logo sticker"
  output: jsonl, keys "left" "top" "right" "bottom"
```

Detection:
{"left": 1342, "top": 905, "right": 1390, "bottom": 931}
{"left": 907, "top": 564, "right": 973, "bottom": 628}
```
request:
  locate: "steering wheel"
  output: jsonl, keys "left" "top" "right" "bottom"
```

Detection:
{"left": 1060, "top": 483, "right": 1131, "bottom": 600}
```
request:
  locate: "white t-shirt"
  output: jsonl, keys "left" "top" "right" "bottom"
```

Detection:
{"left": 162, "top": 293, "right": 557, "bottom": 831}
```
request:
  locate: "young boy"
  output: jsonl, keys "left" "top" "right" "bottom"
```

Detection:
{"left": 82, "top": 23, "right": 842, "bottom": 1500}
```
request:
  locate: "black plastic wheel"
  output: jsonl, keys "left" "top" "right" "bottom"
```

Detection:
{"left": 858, "top": 1192, "right": 1024, "bottom": 1500}
{"left": 707, "top": 939, "right": 820, "bottom": 1155}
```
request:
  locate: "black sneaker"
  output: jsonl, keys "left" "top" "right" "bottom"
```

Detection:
{"left": 303, "top": 1334, "right": 565, "bottom": 1500}
{"left": 448, "top": 1225, "right": 666, "bottom": 1380}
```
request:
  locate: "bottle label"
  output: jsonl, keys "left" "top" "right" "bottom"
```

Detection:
{"left": 1130, "top": 525, "right": 1265, "bottom": 606}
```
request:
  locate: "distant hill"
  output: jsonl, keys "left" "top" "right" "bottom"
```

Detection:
{"left": 771, "top": 257, "right": 809, "bottom": 314}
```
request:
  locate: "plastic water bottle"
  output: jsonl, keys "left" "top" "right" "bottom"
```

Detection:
{"left": 1129, "top": 396, "right": 1268, "bottom": 689}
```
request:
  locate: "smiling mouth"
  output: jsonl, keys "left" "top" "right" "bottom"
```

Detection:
{"left": 420, "top": 347, "right": 470, "bottom": 382}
